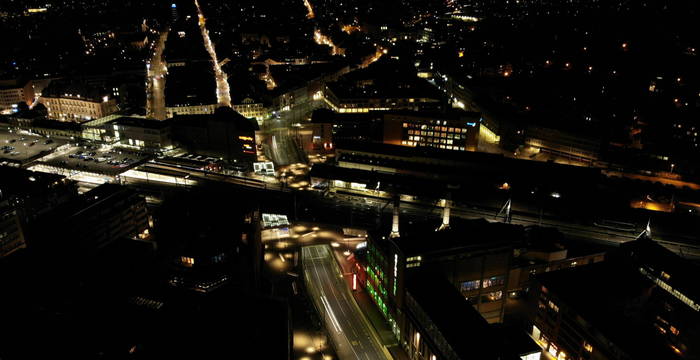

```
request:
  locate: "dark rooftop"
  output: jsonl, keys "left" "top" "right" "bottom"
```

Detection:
{"left": 390, "top": 218, "right": 522, "bottom": 257}
{"left": 326, "top": 60, "right": 442, "bottom": 100}
{"left": 164, "top": 61, "right": 217, "bottom": 107}
{"left": 0, "top": 167, "right": 66, "bottom": 199}
{"left": 171, "top": 106, "right": 260, "bottom": 132}
{"left": 621, "top": 237, "right": 700, "bottom": 305}
{"left": 41, "top": 78, "right": 112, "bottom": 103}
{"left": 406, "top": 269, "right": 504, "bottom": 360}
{"left": 536, "top": 262, "right": 692, "bottom": 360}
{"left": 112, "top": 116, "right": 170, "bottom": 130}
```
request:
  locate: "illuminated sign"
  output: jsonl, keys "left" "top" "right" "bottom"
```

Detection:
{"left": 239, "top": 136, "right": 254, "bottom": 141}
{"left": 261, "top": 213, "right": 289, "bottom": 228}
{"left": 254, "top": 161, "right": 275, "bottom": 175}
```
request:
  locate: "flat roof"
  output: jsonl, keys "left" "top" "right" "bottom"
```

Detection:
{"left": 390, "top": 218, "right": 521, "bottom": 257}
{"left": 0, "top": 166, "right": 65, "bottom": 197}
{"left": 536, "top": 262, "right": 691, "bottom": 360}
{"left": 171, "top": 107, "right": 259, "bottom": 132}
{"left": 165, "top": 61, "right": 217, "bottom": 107}
{"left": 406, "top": 269, "right": 502, "bottom": 360}
{"left": 621, "top": 238, "right": 700, "bottom": 302}
{"left": 112, "top": 116, "right": 170, "bottom": 130}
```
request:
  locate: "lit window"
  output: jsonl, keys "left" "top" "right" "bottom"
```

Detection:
{"left": 181, "top": 256, "right": 195, "bottom": 267}
{"left": 548, "top": 300, "right": 559, "bottom": 312}
{"left": 669, "top": 326, "right": 680, "bottom": 336}
{"left": 548, "top": 343, "right": 558, "bottom": 357}
{"left": 461, "top": 280, "right": 481, "bottom": 292}
{"left": 584, "top": 342, "right": 593, "bottom": 352}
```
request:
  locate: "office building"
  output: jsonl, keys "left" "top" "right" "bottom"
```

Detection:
{"left": 529, "top": 237, "right": 699, "bottom": 360}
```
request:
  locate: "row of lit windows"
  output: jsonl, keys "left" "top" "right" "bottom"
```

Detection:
{"left": 640, "top": 267, "right": 700, "bottom": 311}
{"left": 460, "top": 276, "right": 505, "bottom": 292}
{"left": 403, "top": 122, "right": 470, "bottom": 133}
{"left": 401, "top": 141, "right": 465, "bottom": 151}
{"left": 408, "top": 136, "right": 458, "bottom": 145}
{"left": 407, "top": 129, "right": 466, "bottom": 138}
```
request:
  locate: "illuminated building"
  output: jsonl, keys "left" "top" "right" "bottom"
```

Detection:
{"left": 530, "top": 237, "right": 700, "bottom": 360}
{"left": 0, "top": 79, "right": 35, "bottom": 113}
{"left": 40, "top": 80, "right": 118, "bottom": 122}
{"left": 308, "top": 109, "right": 482, "bottom": 152}
{"left": 323, "top": 83, "right": 441, "bottom": 113}
{"left": 170, "top": 3, "right": 179, "bottom": 23}
{"left": 169, "top": 100, "right": 268, "bottom": 124}
{"left": 383, "top": 111, "right": 481, "bottom": 151}
{"left": 366, "top": 218, "right": 516, "bottom": 326}
{"left": 106, "top": 116, "right": 173, "bottom": 150}
{"left": 322, "top": 60, "right": 443, "bottom": 114}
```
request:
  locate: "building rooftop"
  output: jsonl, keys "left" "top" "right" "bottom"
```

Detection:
{"left": 536, "top": 261, "right": 693, "bottom": 360}
{"left": 621, "top": 237, "right": 700, "bottom": 307}
{"left": 41, "top": 78, "right": 112, "bottom": 103}
{"left": 164, "top": 61, "right": 217, "bottom": 107}
{"left": 0, "top": 78, "right": 30, "bottom": 90}
{"left": 389, "top": 217, "right": 522, "bottom": 257}
{"left": 310, "top": 109, "right": 480, "bottom": 124}
{"left": 406, "top": 269, "right": 504, "bottom": 360}
{"left": 112, "top": 116, "right": 170, "bottom": 130}
{"left": 171, "top": 106, "right": 259, "bottom": 132}
{"left": 326, "top": 60, "right": 442, "bottom": 100}
{"left": 0, "top": 166, "right": 66, "bottom": 199}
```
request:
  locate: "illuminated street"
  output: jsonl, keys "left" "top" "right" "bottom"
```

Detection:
{"left": 146, "top": 31, "right": 168, "bottom": 120}
{"left": 302, "top": 245, "right": 390, "bottom": 360}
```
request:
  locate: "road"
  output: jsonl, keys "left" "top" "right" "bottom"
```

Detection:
{"left": 302, "top": 245, "right": 390, "bottom": 360}
{"left": 146, "top": 31, "right": 168, "bottom": 120}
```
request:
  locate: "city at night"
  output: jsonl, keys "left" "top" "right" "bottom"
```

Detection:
{"left": 0, "top": 0, "right": 698, "bottom": 359}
